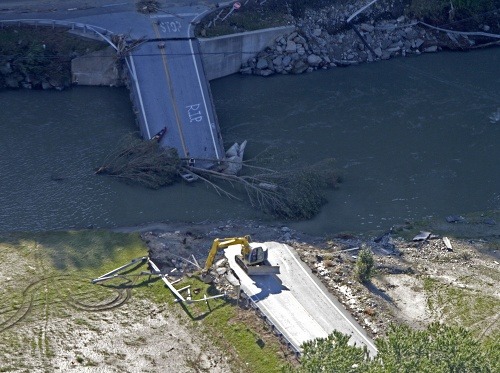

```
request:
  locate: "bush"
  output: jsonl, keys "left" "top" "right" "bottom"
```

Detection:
{"left": 355, "top": 246, "right": 374, "bottom": 283}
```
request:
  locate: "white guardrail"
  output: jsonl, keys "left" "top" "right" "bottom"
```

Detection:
{"left": 239, "top": 290, "right": 302, "bottom": 359}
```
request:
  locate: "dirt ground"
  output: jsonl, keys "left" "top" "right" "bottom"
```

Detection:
{"left": 0, "top": 233, "right": 234, "bottom": 373}
{"left": 0, "top": 213, "right": 498, "bottom": 372}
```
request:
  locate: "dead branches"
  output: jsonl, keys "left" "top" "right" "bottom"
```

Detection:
{"left": 187, "top": 158, "right": 340, "bottom": 220}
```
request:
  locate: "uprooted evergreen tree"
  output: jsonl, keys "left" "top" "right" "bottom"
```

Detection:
{"left": 96, "top": 134, "right": 341, "bottom": 220}
{"left": 95, "top": 134, "right": 181, "bottom": 189}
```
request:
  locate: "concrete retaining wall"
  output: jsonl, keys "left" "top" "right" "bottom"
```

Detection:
{"left": 198, "top": 26, "right": 295, "bottom": 81}
{"left": 71, "top": 46, "right": 124, "bottom": 87}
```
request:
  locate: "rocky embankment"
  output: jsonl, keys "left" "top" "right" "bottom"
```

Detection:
{"left": 0, "top": 27, "right": 107, "bottom": 91}
{"left": 241, "top": 2, "right": 499, "bottom": 76}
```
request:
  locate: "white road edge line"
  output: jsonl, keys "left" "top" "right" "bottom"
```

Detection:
{"left": 129, "top": 54, "right": 151, "bottom": 139}
{"left": 188, "top": 39, "right": 220, "bottom": 159}
{"left": 102, "top": 2, "right": 127, "bottom": 7}
{"left": 282, "top": 243, "right": 378, "bottom": 353}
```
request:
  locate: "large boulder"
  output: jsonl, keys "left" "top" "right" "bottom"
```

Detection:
{"left": 307, "top": 54, "right": 322, "bottom": 67}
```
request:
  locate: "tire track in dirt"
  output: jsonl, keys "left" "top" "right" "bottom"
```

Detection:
{"left": 0, "top": 275, "right": 135, "bottom": 334}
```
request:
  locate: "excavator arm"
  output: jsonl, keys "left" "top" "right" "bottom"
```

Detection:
{"left": 203, "top": 236, "right": 252, "bottom": 271}
{"left": 203, "top": 235, "right": 280, "bottom": 277}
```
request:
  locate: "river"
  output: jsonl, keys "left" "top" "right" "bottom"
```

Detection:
{"left": 0, "top": 49, "right": 499, "bottom": 235}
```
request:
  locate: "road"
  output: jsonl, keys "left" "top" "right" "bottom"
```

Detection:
{"left": 1, "top": 0, "right": 226, "bottom": 167}
{"left": 225, "top": 242, "right": 378, "bottom": 355}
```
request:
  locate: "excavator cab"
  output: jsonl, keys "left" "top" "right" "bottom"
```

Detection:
{"left": 245, "top": 245, "right": 267, "bottom": 265}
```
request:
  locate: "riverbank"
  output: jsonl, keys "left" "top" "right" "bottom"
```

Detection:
{"left": 0, "top": 211, "right": 498, "bottom": 371}
{"left": 0, "top": 26, "right": 107, "bottom": 90}
{"left": 121, "top": 210, "right": 499, "bottom": 340}
{"left": 196, "top": 0, "right": 499, "bottom": 77}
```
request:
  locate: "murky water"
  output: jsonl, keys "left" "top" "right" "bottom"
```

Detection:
{"left": 0, "top": 49, "right": 499, "bottom": 234}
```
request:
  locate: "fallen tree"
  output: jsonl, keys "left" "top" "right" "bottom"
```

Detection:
{"left": 96, "top": 135, "right": 341, "bottom": 219}
{"left": 95, "top": 134, "right": 181, "bottom": 189}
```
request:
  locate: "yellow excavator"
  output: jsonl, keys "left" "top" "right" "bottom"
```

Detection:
{"left": 203, "top": 235, "right": 280, "bottom": 277}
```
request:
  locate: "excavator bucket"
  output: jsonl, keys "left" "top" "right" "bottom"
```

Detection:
{"left": 235, "top": 255, "right": 280, "bottom": 276}
{"left": 245, "top": 264, "right": 280, "bottom": 276}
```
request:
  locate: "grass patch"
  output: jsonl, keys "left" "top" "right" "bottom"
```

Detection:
{"left": 0, "top": 26, "right": 105, "bottom": 57}
{"left": 0, "top": 25, "right": 106, "bottom": 88}
{"left": 141, "top": 275, "right": 288, "bottom": 373}
{"left": 424, "top": 276, "right": 500, "bottom": 338}
{"left": 195, "top": 2, "right": 292, "bottom": 37}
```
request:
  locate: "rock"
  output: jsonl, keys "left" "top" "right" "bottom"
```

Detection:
{"left": 223, "top": 140, "right": 247, "bottom": 175}
{"left": 282, "top": 55, "right": 292, "bottom": 67}
{"left": 307, "top": 54, "right": 322, "bottom": 66}
{"left": 272, "top": 56, "right": 283, "bottom": 67}
{"left": 483, "top": 24, "right": 490, "bottom": 32}
{"left": 381, "top": 51, "right": 391, "bottom": 60}
{"left": 313, "top": 28, "right": 322, "bottom": 37}
{"left": 397, "top": 16, "right": 405, "bottom": 23}
{"left": 373, "top": 47, "right": 382, "bottom": 57}
{"left": 256, "top": 58, "right": 268, "bottom": 69}
{"left": 482, "top": 218, "right": 496, "bottom": 225}
{"left": 292, "top": 60, "right": 308, "bottom": 74}
{"left": 413, "top": 38, "right": 424, "bottom": 48}
{"left": 446, "top": 215, "right": 465, "bottom": 223}
{"left": 405, "top": 28, "right": 418, "bottom": 39}
{"left": 285, "top": 40, "right": 297, "bottom": 53}
{"left": 412, "top": 231, "right": 431, "bottom": 241}
{"left": 259, "top": 69, "right": 274, "bottom": 77}
{"left": 387, "top": 46, "right": 400, "bottom": 53}
{"left": 0, "top": 62, "right": 12, "bottom": 75}
{"left": 5, "top": 76, "right": 19, "bottom": 88}
{"left": 240, "top": 66, "right": 252, "bottom": 75}
{"left": 295, "top": 35, "right": 307, "bottom": 45}
{"left": 360, "top": 23, "right": 374, "bottom": 33}
{"left": 424, "top": 45, "right": 438, "bottom": 53}
{"left": 443, "top": 237, "right": 453, "bottom": 251}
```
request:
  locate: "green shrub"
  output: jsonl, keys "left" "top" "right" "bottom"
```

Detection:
{"left": 355, "top": 246, "right": 374, "bottom": 283}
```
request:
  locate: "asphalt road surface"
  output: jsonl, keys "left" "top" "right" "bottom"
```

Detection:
{"left": 225, "top": 242, "right": 378, "bottom": 355}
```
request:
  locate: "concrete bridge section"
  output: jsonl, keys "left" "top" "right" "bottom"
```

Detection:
{"left": 126, "top": 13, "right": 225, "bottom": 167}
{"left": 66, "top": 9, "right": 225, "bottom": 168}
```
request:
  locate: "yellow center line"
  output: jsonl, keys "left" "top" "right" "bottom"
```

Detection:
{"left": 152, "top": 22, "right": 189, "bottom": 158}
